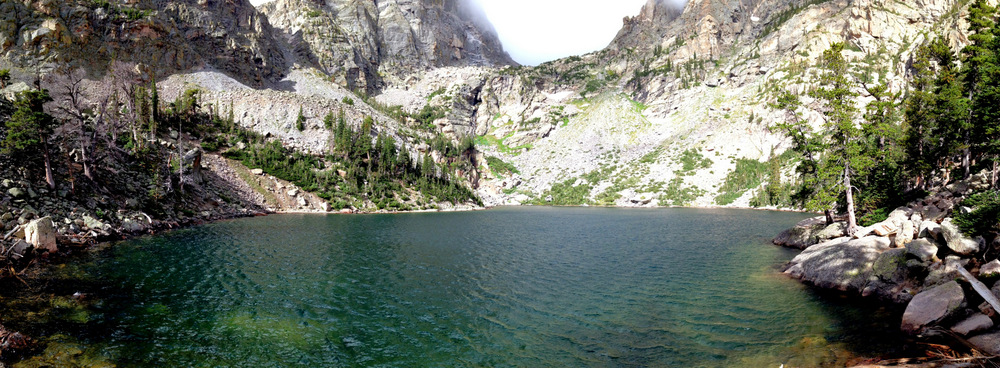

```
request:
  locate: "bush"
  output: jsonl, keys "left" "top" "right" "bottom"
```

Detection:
{"left": 955, "top": 191, "right": 1000, "bottom": 235}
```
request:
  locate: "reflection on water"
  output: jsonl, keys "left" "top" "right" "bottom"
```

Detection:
{"left": 3, "top": 207, "right": 919, "bottom": 367}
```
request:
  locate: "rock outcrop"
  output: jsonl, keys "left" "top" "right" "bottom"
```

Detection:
{"left": 260, "top": 0, "right": 515, "bottom": 94}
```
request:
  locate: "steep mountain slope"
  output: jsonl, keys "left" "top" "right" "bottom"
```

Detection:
{"left": 259, "top": 0, "right": 515, "bottom": 94}
{"left": 454, "top": 0, "right": 976, "bottom": 207}
{"left": 0, "top": 0, "right": 287, "bottom": 86}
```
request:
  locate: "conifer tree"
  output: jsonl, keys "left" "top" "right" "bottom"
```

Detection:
{"left": 4, "top": 90, "right": 56, "bottom": 189}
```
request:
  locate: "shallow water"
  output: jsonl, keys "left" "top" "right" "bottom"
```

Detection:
{"left": 5, "top": 207, "right": 917, "bottom": 367}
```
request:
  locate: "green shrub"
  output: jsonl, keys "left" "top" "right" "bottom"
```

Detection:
{"left": 955, "top": 191, "right": 1000, "bottom": 235}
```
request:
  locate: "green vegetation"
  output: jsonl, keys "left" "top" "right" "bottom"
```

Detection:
{"left": 956, "top": 190, "right": 1000, "bottom": 235}
{"left": 485, "top": 156, "right": 519, "bottom": 177}
{"left": 296, "top": 106, "right": 306, "bottom": 131}
{"left": 675, "top": 149, "right": 712, "bottom": 175}
{"left": 716, "top": 152, "right": 797, "bottom": 206}
{"left": 226, "top": 114, "right": 480, "bottom": 210}
{"left": 659, "top": 178, "right": 705, "bottom": 206}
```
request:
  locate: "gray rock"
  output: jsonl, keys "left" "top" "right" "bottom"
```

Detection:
{"left": 918, "top": 221, "right": 942, "bottom": 241}
{"left": 24, "top": 216, "right": 57, "bottom": 253}
{"left": 82, "top": 215, "right": 105, "bottom": 231}
{"left": 6, "top": 188, "right": 24, "bottom": 199}
{"left": 896, "top": 220, "right": 915, "bottom": 246}
{"left": 901, "top": 281, "right": 965, "bottom": 334}
{"left": 784, "top": 236, "right": 886, "bottom": 293}
{"left": 925, "top": 258, "right": 967, "bottom": 288}
{"left": 872, "top": 221, "right": 898, "bottom": 236}
{"left": 815, "top": 222, "right": 846, "bottom": 241}
{"left": 981, "top": 260, "right": 1000, "bottom": 278}
{"left": 9, "top": 239, "right": 31, "bottom": 260}
{"left": 251, "top": 169, "right": 264, "bottom": 175}
{"left": 862, "top": 248, "right": 912, "bottom": 302}
{"left": 905, "top": 239, "right": 938, "bottom": 262}
{"left": 969, "top": 332, "right": 1000, "bottom": 355}
{"left": 0, "top": 213, "right": 11, "bottom": 223}
{"left": 951, "top": 313, "right": 993, "bottom": 336}
{"left": 941, "top": 218, "right": 980, "bottom": 255}
{"left": 121, "top": 219, "right": 145, "bottom": 233}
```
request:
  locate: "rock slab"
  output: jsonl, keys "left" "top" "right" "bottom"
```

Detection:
{"left": 941, "top": 218, "right": 979, "bottom": 255}
{"left": 951, "top": 313, "right": 993, "bottom": 336}
{"left": 905, "top": 239, "right": 938, "bottom": 262}
{"left": 901, "top": 281, "right": 965, "bottom": 334}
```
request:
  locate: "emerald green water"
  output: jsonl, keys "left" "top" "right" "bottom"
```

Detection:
{"left": 6, "top": 207, "right": 916, "bottom": 367}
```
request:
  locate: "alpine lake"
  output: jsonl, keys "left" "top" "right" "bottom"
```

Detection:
{"left": 0, "top": 207, "right": 922, "bottom": 367}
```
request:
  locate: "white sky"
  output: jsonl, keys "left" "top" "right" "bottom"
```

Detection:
{"left": 249, "top": 0, "right": 681, "bottom": 66}
{"left": 472, "top": 0, "right": 648, "bottom": 65}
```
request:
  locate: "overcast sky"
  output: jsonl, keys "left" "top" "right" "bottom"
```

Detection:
{"left": 249, "top": 0, "right": 681, "bottom": 66}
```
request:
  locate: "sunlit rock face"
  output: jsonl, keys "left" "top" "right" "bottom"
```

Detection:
{"left": 260, "top": 0, "right": 515, "bottom": 94}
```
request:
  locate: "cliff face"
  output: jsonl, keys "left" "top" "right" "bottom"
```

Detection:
{"left": 0, "top": 0, "right": 286, "bottom": 86}
{"left": 260, "top": 0, "right": 515, "bottom": 94}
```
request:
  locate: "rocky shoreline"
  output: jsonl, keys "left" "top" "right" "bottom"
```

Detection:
{"left": 775, "top": 171, "right": 1000, "bottom": 359}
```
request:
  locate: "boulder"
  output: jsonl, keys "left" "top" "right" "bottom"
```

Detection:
{"left": 250, "top": 169, "right": 264, "bottom": 175}
{"left": 82, "top": 215, "right": 105, "bottom": 231}
{"left": 951, "top": 313, "right": 993, "bottom": 336}
{"left": 121, "top": 219, "right": 145, "bottom": 233}
{"left": 773, "top": 217, "right": 829, "bottom": 249}
{"left": 896, "top": 220, "right": 915, "bottom": 246}
{"left": 905, "top": 239, "right": 938, "bottom": 262}
{"left": 969, "top": 332, "right": 1000, "bottom": 355}
{"left": 9, "top": 240, "right": 31, "bottom": 260}
{"left": 940, "top": 218, "right": 980, "bottom": 255}
{"left": 981, "top": 260, "right": 1000, "bottom": 278}
{"left": 901, "top": 281, "right": 965, "bottom": 334}
{"left": 7, "top": 188, "right": 24, "bottom": 199}
{"left": 918, "top": 221, "right": 942, "bottom": 241}
{"left": 862, "top": 248, "right": 912, "bottom": 302}
{"left": 814, "top": 222, "right": 846, "bottom": 240}
{"left": 925, "top": 257, "right": 968, "bottom": 288}
{"left": 784, "top": 236, "right": 887, "bottom": 293}
{"left": 23, "top": 217, "right": 56, "bottom": 253}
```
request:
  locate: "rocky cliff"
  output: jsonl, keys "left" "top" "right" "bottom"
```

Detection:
{"left": 0, "top": 0, "right": 287, "bottom": 86}
{"left": 259, "top": 0, "right": 515, "bottom": 94}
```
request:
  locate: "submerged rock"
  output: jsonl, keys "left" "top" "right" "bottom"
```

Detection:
{"left": 900, "top": 281, "right": 965, "bottom": 334}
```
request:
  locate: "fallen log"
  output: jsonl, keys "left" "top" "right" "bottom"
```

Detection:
{"left": 953, "top": 261, "right": 1000, "bottom": 315}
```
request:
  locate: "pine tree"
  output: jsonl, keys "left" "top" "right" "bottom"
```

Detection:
{"left": 324, "top": 111, "right": 334, "bottom": 130}
{"left": 904, "top": 41, "right": 944, "bottom": 187}
{"left": 961, "top": 0, "right": 997, "bottom": 178}
{"left": 296, "top": 106, "right": 306, "bottom": 132}
{"left": 4, "top": 90, "right": 57, "bottom": 189}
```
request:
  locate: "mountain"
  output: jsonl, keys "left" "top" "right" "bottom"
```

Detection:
{"left": 0, "top": 0, "right": 983, "bottom": 210}
{"left": 259, "top": 0, "right": 515, "bottom": 94}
